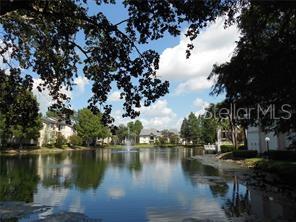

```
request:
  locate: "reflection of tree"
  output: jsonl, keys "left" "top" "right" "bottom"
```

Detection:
{"left": 181, "top": 159, "right": 220, "bottom": 186}
{"left": 0, "top": 156, "right": 39, "bottom": 202}
{"left": 72, "top": 151, "right": 107, "bottom": 190}
{"left": 109, "top": 152, "right": 143, "bottom": 173}
{"left": 223, "top": 175, "right": 250, "bottom": 218}
{"left": 128, "top": 153, "right": 142, "bottom": 172}
{"left": 39, "top": 151, "right": 107, "bottom": 191}
{"left": 209, "top": 182, "right": 229, "bottom": 198}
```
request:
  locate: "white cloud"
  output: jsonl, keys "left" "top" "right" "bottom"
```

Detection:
{"left": 112, "top": 99, "right": 180, "bottom": 130}
{"left": 32, "top": 78, "right": 72, "bottom": 114}
{"left": 193, "top": 98, "right": 210, "bottom": 116}
{"left": 157, "top": 17, "right": 239, "bottom": 95}
{"left": 74, "top": 76, "right": 89, "bottom": 93}
{"left": 107, "top": 187, "right": 125, "bottom": 199}
{"left": 175, "top": 77, "right": 213, "bottom": 95}
{"left": 109, "top": 91, "right": 121, "bottom": 102}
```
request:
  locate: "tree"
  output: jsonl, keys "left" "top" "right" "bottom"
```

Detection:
{"left": 115, "top": 124, "right": 128, "bottom": 144}
{"left": 180, "top": 118, "right": 190, "bottom": 144}
{"left": 180, "top": 113, "right": 201, "bottom": 145}
{"left": 209, "top": 1, "right": 296, "bottom": 133}
{"left": 199, "top": 115, "right": 217, "bottom": 144}
{"left": 127, "top": 120, "right": 143, "bottom": 144}
{"left": 187, "top": 112, "right": 201, "bottom": 144}
{"left": 0, "top": 71, "right": 43, "bottom": 148}
{"left": 0, "top": 0, "right": 238, "bottom": 123}
{"left": 75, "top": 108, "right": 106, "bottom": 146}
{"left": 69, "top": 135, "right": 83, "bottom": 147}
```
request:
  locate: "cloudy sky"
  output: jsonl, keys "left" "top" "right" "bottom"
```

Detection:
{"left": 29, "top": 3, "right": 240, "bottom": 130}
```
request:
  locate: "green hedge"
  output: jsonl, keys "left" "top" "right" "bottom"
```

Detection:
{"left": 238, "top": 145, "right": 248, "bottom": 150}
{"left": 267, "top": 150, "right": 296, "bottom": 161}
{"left": 220, "top": 145, "right": 235, "bottom": 153}
{"left": 232, "top": 150, "right": 258, "bottom": 159}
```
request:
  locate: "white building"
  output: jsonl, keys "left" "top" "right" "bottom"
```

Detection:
{"left": 38, "top": 117, "right": 75, "bottom": 146}
{"left": 139, "top": 129, "right": 161, "bottom": 144}
{"left": 247, "top": 126, "right": 294, "bottom": 153}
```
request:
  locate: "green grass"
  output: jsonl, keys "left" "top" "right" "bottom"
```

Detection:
{"left": 0, "top": 146, "right": 95, "bottom": 156}
{"left": 104, "top": 144, "right": 181, "bottom": 149}
{"left": 244, "top": 157, "right": 264, "bottom": 167}
{"left": 104, "top": 144, "right": 156, "bottom": 149}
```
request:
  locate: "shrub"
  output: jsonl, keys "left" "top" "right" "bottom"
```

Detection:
{"left": 267, "top": 150, "right": 296, "bottom": 161}
{"left": 45, "top": 143, "right": 54, "bottom": 148}
{"left": 69, "top": 135, "right": 82, "bottom": 147}
{"left": 238, "top": 145, "right": 248, "bottom": 150}
{"left": 55, "top": 133, "right": 67, "bottom": 148}
{"left": 232, "top": 150, "right": 258, "bottom": 159}
{"left": 220, "top": 145, "right": 235, "bottom": 153}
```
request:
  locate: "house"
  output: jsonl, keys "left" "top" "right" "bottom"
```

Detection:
{"left": 247, "top": 126, "right": 294, "bottom": 153}
{"left": 139, "top": 129, "right": 161, "bottom": 144}
{"left": 38, "top": 117, "right": 75, "bottom": 146}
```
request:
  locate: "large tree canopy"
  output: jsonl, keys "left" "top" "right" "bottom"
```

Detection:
{"left": 209, "top": 1, "right": 296, "bottom": 133}
{"left": 0, "top": 0, "right": 238, "bottom": 123}
{"left": 0, "top": 69, "right": 42, "bottom": 148}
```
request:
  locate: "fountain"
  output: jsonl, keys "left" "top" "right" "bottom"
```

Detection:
{"left": 126, "top": 126, "right": 131, "bottom": 152}
{"left": 113, "top": 125, "right": 137, "bottom": 153}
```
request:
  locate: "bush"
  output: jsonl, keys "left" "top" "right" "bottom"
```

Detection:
{"left": 220, "top": 145, "right": 235, "bottom": 153}
{"left": 266, "top": 150, "right": 296, "bottom": 161}
{"left": 232, "top": 150, "right": 258, "bottom": 159}
{"left": 45, "top": 143, "right": 54, "bottom": 148}
{"left": 238, "top": 145, "right": 248, "bottom": 150}
{"left": 69, "top": 135, "right": 82, "bottom": 147}
{"left": 55, "top": 133, "right": 67, "bottom": 148}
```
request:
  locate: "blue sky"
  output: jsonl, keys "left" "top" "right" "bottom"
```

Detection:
{"left": 2, "top": 1, "right": 240, "bottom": 130}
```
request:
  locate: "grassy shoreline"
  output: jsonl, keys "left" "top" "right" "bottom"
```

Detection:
{"left": 0, "top": 144, "right": 197, "bottom": 155}
{"left": 0, "top": 146, "right": 96, "bottom": 156}
{"left": 0, "top": 144, "right": 177, "bottom": 155}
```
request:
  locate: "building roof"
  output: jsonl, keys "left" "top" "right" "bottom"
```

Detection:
{"left": 140, "top": 129, "right": 161, "bottom": 137}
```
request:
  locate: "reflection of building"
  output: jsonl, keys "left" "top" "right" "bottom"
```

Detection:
{"left": 38, "top": 117, "right": 75, "bottom": 146}
{"left": 247, "top": 126, "right": 294, "bottom": 153}
{"left": 139, "top": 129, "right": 161, "bottom": 144}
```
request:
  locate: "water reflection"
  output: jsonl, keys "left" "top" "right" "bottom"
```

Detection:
{"left": 0, "top": 156, "right": 39, "bottom": 202}
{"left": 0, "top": 148, "right": 296, "bottom": 221}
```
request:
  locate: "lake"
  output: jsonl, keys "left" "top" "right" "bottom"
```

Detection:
{"left": 1, "top": 148, "right": 296, "bottom": 221}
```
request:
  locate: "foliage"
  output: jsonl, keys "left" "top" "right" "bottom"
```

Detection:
{"left": 220, "top": 145, "right": 235, "bottom": 153}
{"left": 232, "top": 150, "right": 257, "bottom": 159}
{"left": 0, "top": 156, "right": 39, "bottom": 202}
{"left": 0, "top": 71, "right": 43, "bottom": 148}
{"left": 69, "top": 134, "right": 82, "bottom": 147}
{"left": 75, "top": 108, "right": 108, "bottom": 146}
{"left": 0, "top": 0, "right": 245, "bottom": 123}
{"left": 158, "top": 136, "right": 167, "bottom": 146}
{"left": 161, "top": 129, "right": 179, "bottom": 145}
{"left": 251, "top": 159, "right": 296, "bottom": 186}
{"left": 204, "top": 103, "right": 242, "bottom": 148}
{"left": 266, "top": 150, "right": 296, "bottom": 162}
{"left": 114, "top": 120, "right": 143, "bottom": 144}
{"left": 115, "top": 124, "right": 128, "bottom": 144}
{"left": 180, "top": 112, "right": 202, "bottom": 145}
{"left": 55, "top": 133, "right": 67, "bottom": 148}
{"left": 181, "top": 111, "right": 218, "bottom": 145}
{"left": 209, "top": 1, "right": 296, "bottom": 133}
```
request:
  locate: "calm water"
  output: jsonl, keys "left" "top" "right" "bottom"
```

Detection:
{"left": 1, "top": 148, "right": 296, "bottom": 221}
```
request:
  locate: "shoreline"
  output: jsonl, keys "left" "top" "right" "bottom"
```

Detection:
{"left": 0, "top": 145, "right": 179, "bottom": 156}
{"left": 0, "top": 146, "right": 97, "bottom": 156}
{"left": 191, "top": 154, "right": 296, "bottom": 200}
